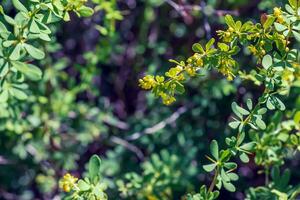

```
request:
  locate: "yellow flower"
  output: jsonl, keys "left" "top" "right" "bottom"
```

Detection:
{"left": 165, "top": 66, "right": 185, "bottom": 81}
{"left": 196, "top": 58, "right": 203, "bottom": 67}
{"left": 59, "top": 173, "right": 78, "bottom": 192}
{"left": 218, "top": 59, "right": 236, "bottom": 81}
{"left": 273, "top": 7, "right": 282, "bottom": 18}
{"left": 159, "top": 93, "right": 176, "bottom": 105}
{"left": 186, "top": 66, "right": 196, "bottom": 77}
{"left": 277, "top": 15, "right": 284, "bottom": 23}
{"left": 139, "top": 75, "right": 156, "bottom": 90}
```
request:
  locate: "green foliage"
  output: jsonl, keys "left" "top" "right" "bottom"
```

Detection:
{"left": 246, "top": 166, "right": 300, "bottom": 200}
{"left": 1, "top": 0, "right": 300, "bottom": 199}
{"left": 187, "top": 186, "right": 219, "bottom": 200}
{"left": 60, "top": 155, "right": 108, "bottom": 200}
{"left": 92, "top": 0, "right": 123, "bottom": 36}
{"left": 140, "top": 0, "right": 300, "bottom": 199}
{"left": 0, "top": 0, "right": 93, "bottom": 105}
{"left": 116, "top": 150, "right": 197, "bottom": 199}
{"left": 140, "top": 2, "right": 300, "bottom": 106}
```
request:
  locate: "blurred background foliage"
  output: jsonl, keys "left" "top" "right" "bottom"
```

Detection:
{"left": 0, "top": 0, "right": 299, "bottom": 199}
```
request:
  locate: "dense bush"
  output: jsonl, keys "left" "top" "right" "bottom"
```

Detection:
{"left": 0, "top": 0, "right": 299, "bottom": 200}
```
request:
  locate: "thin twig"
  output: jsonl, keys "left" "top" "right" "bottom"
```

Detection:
{"left": 110, "top": 136, "right": 145, "bottom": 161}
{"left": 102, "top": 115, "right": 129, "bottom": 130}
{"left": 0, "top": 189, "right": 17, "bottom": 200}
{"left": 164, "top": 0, "right": 239, "bottom": 17}
{"left": 208, "top": 167, "right": 219, "bottom": 192}
{"left": 0, "top": 156, "right": 9, "bottom": 165}
{"left": 126, "top": 106, "right": 188, "bottom": 141}
{"left": 201, "top": 1, "right": 212, "bottom": 40}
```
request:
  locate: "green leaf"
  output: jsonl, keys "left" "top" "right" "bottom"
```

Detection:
{"left": 255, "top": 117, "right": 266, "bottom": 130}
{"left": 220, "top": 149, "right": 231, "bottom": 161}
{"left": 289, "top": 0, "right": 297, "bottom": 7}
{"left": 203, "top": 163, "right": 217, "bottom": 172}
{"left": 294, "top": 111, "right": 300, "bottom": 125}
{"left": 3, "top": 40, "right": 16, "bottom": 47}
{"left": 257, "top": 108, "right": 267, "bottom": 115}
{"left": 212, "top": 191, "right": 220, "bottom": 199}
{"left": 210, "top": 140, "right": 219, "bottom": 160}
{"left": 3, "top": 14, "right": 16, "bottom": 25}
{"left": 246, "top": 99, "right": 253, "bottom": 110}
{"left": 175, "top": 81, "right": 185, "bottom": 94}
{"left": 221, "top": 168, "right": 230, "bottom": 182}
{"left": 224, "top": 162, "right": 237, "bottom": 170}
{"left": 78, "top": 180, "right": 90, "bottom": 191}
{"left": 267, "top": 97, "right": 276, "bottom": 110}
{"left": 192, "top": 43, "right": 204, "bottom": 53}
{"left": 39, "top": 33, "right": 51, "bottom": 41}
{"left": 24, "top": 44, "right": 45, "bottom": 60}
{"left": 0, "top": 62, "right": 9, "bottom": 77}
{"left": 274, "top": 96, "right": 286, "bottom": 111}
{"left": 227, "top": 173, "right": 239, "bottom": 181}
{"left": 95, "top": 25, "right": 108, "bottom": 35}
{"left": 0, "top": 90, "right": 9, "bottom": 103}
{"left": 78, "top": 6, "right": 94, "bottom": 17}
{"left": 35, "top": 20, "right": 51, "bottom": 34}
{"left": 93, "top": 183, "right": 107, "bottom": 198}
{"left": 274, "top": 22, "right": 288, "bottom": 32}
{"left": 239, "top": 152, "right": 249, "bottom": 163}
{"left": 267, "top": 96, "right": 286, "bottom": 111}
{"left": 240, "top": 142, "right": 255, "bottom": 151}
{"left": 12, "top": 0, "right": 28, "bottom": 12}
{"left": 88, "top": 155, "right": 101, "bottom": 183}
{"left": 206, "top": 38, "right": 215, "bottom": 50}
{"left": 224, "top": 15, "right": 235, "bottom": 28}
{"left": 279, "top": 169, "right": 291, "bottom": 189}
{"left": 262, "top": 55, "right": 273, "bottom": 69}
{"left": 9, "top": 44, "right": 22, "bottom": 60}
{"left": 29, "top": 20, "right": 40, "bottom": 33}
{"left": 218, "top": 43, "right": 229, "bottom": 51}
{"left": 223, "top": 181, "right": 236, "bottom": 192}
{"left": 11, "top": 61, "right": 42, "bottom": 81}
{"left": 63, "top": 11, "right": 70, "bottom": 21}
{"left": 9, "top": 87, "right": 28, "bottom": 100}
{"left": 231, "top": 102, "right": 242, "bottom": 119}
{"left": 232, "top": 102, "right": 250, "bottom": 115}
{"left": 292, "top": 30, "right": 300, "bottom": 42}
{"left": 0, "top": 22, "right": 9, "bottom": 38}
{"left": 263, "top": 16, "right": 275, "bottom": 29}
{"left": 272, "top": 190, "right": 288, "bottom": 200}
{"left": 271, "top": 166, "right": 280, "bottom": 180}
{"left": 237, "top": 132, "right": 245, "bottom": 146}
{"left": 229, "top": 121, "right": 240, "bottom": 129}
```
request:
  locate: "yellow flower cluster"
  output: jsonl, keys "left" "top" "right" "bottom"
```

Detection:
{"left": 220, "top": 27, "right": 235, "bottom": 42}
{"left": 248, "top": 45, "right": 266, "bottom": 58}
{"left": 186, "top": 53, "right": 204, "bottom": 76}
{"left": 273, "top": 7, "right": 283, "bottom": 23}
{"left": 59, "top": 173, "right": 78, "bottom": 192}
{"left": 139, "top": 75, "right": 157, "bottom": 90}
{"left": 165, "top": 65, "right": 185, "bottom": 80}
{"left": 218, "top": 59, "right": 236, "bottom": 81}
{"left": 159, "top": 92, "right": 176, "bottom": 105}
{"left": 138, "top": 75, "right": 166, "bottom": 90}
